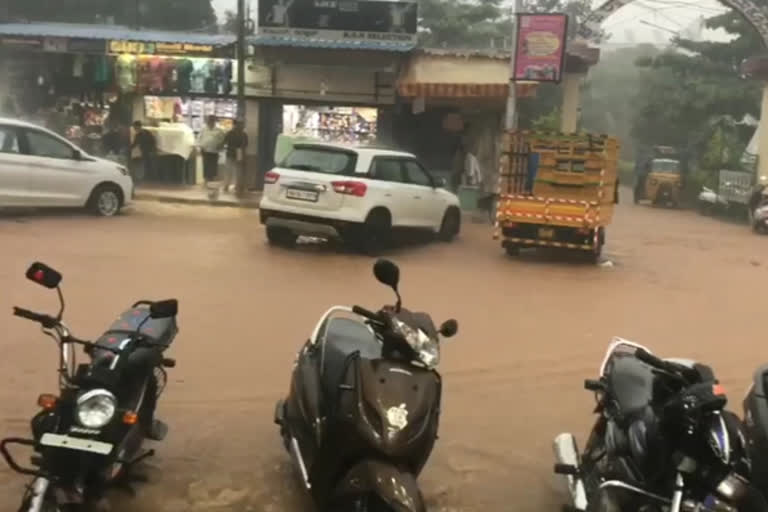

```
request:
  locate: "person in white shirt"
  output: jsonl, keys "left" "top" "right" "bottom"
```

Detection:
{"left": 197, "top": 115, "right": 225, "bottom": 185}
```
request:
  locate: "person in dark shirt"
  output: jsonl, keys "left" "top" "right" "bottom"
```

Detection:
{"left": 130, "top": 121, "right": 157, "bottom": 181}
{"left": 223, "top": 120, "right": 248, "bottom": 193}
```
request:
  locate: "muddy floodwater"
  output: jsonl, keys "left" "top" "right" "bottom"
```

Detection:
{"left": 1, "top": 198, "right": 766, "bottom": 511}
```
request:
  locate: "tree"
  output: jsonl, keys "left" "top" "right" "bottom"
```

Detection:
{"left": 8, "top": 0, "right": 217, "bottom": 31}
{"left": 630, "top": 10, "right": 763, "bottom": 167}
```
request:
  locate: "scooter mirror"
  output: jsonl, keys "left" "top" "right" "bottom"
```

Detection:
{"left": 373, "top": 259, "right": 400, "bottom": 290}
{"left": 25, "top": 262, "right": 62, "bottom": 289}
{"left": 439, "top": 319, "right": 458, "bottom": 338}
{"left": 150, "top": 299, "right": 178, "bottom": 319}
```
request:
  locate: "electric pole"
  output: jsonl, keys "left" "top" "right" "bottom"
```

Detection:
{"left": 236, "top": 0, "right": 247, "bottom": 196}
{"left": 505, "top": 0, "right": 524, "bottom": 131}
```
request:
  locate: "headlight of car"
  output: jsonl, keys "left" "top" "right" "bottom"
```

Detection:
{"left": 392, "top": 318, "right": 440, "bottom": 369}
{"left": 76, "top": 389, "right": 116, "bottom": 428}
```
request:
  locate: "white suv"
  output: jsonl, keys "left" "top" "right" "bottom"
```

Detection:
{"left": 259, "top": 143, "right": 461, "bottom": 251}
{"left": 0, "top": 118, "right": 133, "bottom": 216}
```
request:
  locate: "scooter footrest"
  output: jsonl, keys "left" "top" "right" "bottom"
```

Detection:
{"left": 554, "top": 463, "right": 579, "bottom": 476}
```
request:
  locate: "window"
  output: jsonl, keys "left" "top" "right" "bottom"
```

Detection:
{"left": 370, "top": 158, "right": 403, "bottom": 182}
{"left": 403, "top": 160, "right": 432, "bottom": 187}
{"left": 25, "top": 130, "right": 77, "bottom": 160}
{"left": 0, "top": 126, "right": 20, "bottom": 154}
{"left": 280, "top": 146, "right": 357, "bottom": 175}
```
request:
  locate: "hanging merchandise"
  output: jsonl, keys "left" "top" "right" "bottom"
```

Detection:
{"left": 73, "top": 55, "right": 85, "bottom": 78}
{"left": 223, "top": 60, "right": 233, "bottom": 95}
{"left": 177, "top": 58, "right": 193, "bottom": 94}
{"left": 148, "top": 57, "right": 165, "bottom": 94}
{"left": 191, "top": 60, "right": 206, "bottom": 93}
{"left": 116, "top": 54, "right": 137, "bottom": 93}
{"left": 137, "top": 55, "right": 153, "bottom": 93}
{"left": 203, "top": 59, "right": 217, "bottom": 94}
{"left": 164, "top": 59, "right": 178, "bottom": 93}
{"left": 93, "top": 56, "right": 111, "bottom": 90}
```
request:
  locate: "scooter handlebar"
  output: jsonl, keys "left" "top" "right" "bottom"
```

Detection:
{"left": 352, "top": 305, "right": 383, "bottom": 322}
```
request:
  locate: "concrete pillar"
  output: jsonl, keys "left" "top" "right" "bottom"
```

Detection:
{"left": 758, "top": 82, "right": 768, "bottom": 182}
{"left": 560, "top": 72, "right": 585, "bottom": 133}
{"left": 243, "top": 98, "right": 260, "bottom": 190}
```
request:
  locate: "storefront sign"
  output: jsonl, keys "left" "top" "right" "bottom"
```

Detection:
{"left": 109, "top": 40, "right": 154, "bottom": 54}
{"left": 68, "top": 38, "right": 107, "bottom": 54}
{"left": 258, "top": 0, "right": 418, "bottom": 43}
{"left": 1, "top": 37, "right": 42, "bottom": 49}
{"left": 43, "top": 37, "right": 68, "bottom": 53}
{"left": 512, "top": 14, "right": 568, "bottom": 83}
{"left": 109, "top": 39, "right": 221, "bottom": 56}
{"left": 155, "top": 42, "right": 215, "bottom": 55}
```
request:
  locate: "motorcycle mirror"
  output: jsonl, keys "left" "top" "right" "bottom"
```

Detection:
{"left": 150, "top": 299, "right": 178, "bottom": 319}
{"left": 373, "top": 259, "right": 400, "bottom": 290}
{"left": 439, "top": 319, "right": 458, "bottom": 338}
{"left": 25, "top": 262, "right": 62, "bottom": 290}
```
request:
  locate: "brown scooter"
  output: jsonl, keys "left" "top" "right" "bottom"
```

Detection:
{"left": 274, "top": 259, "right": 458, "bottom": 511}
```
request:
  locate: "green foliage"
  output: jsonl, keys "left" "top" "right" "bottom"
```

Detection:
{"left": 417, "top": 0, "right": 592, "bottom": 48}
{"left": 8, "top": 0, "right": 217, "bottom": 31}
{"left": 629, "top": 9, "right": 762, "bottom": 168}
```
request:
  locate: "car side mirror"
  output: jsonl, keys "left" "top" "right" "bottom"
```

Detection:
{"left": 26, "top": 262, "right": 62, "bottom": 289}
{"left": 72, "top": 149, "right": 82, "bottom": 161}
{"left": 435, "top": 177, "right": 447, "bottom": 188}
{"left": 439, "top": 319, "right": 458, "bottom": 338}
{"left": 150, "top": 299, "right": 178, "bottom": 319}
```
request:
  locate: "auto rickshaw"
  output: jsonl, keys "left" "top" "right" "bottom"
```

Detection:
{"left": 634, "top": 158, "right": 682, "bottom": 207}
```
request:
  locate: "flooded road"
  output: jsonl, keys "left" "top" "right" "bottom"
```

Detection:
{"left": 1, "top": 197, "right": 767, "bottom": 511}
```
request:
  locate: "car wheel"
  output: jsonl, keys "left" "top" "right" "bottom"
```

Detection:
{"left": 438, "top": 207, "right": 461, "bottom": 242}
{"left": 348, "top": 209, "right": 391, "bottom": 255}
{"left": 89, "top": 184, "right": 123, "bottom": 217}
{"left": 266, "top": 226, "right": 297, "bottom": 247}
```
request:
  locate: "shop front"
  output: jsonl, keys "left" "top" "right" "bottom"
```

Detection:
{"left": 0, "top": 24, "right": 238, "bottom": 185}
{"left": 394, "top": 49, "right": 538, "bottom": 208}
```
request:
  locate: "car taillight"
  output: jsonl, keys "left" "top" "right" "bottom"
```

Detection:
{"left": 264, "top": 171, "right": 280, "bottom": 184}
{"left": 331, "top": 180, "right": 367, "bottom": 197}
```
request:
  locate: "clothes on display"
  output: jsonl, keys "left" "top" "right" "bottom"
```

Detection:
{"left": 282, "top": 105, "right": 377, "bottom": 144}
{"left": 116, "top": 54, "right": 137, "bottom": 93}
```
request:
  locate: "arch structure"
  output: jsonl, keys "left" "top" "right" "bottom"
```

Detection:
{"left": 577, "top": 0, "right": 768, "bottom": 49}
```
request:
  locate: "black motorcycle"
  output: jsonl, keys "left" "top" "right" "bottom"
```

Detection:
{"left": 553, "top": 338, "right": 762, "bottom": 512}
{"left": 274, "top": 259, "right": 458, "bottom": 512}
{"left": 742, "top": 365, "right": 768, "bottom": 504}
{"left": 1, "top": 262, "right": 179, "bottom": 511}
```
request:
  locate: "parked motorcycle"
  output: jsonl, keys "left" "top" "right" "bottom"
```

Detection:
{"left": 553, "top": 338, "right": 763, "bottom": 512}
{"left": 1, "top": 262, "right": 179, "bottom": 512}
{"left": 274, "top": 259, "right": 458, "bottom": 512}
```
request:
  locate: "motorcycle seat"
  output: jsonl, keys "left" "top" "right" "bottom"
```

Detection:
{"left": 321, "top": 317, "right": 381, "bottom": 397}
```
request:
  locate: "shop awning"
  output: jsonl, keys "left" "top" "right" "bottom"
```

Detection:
{"left": 250, "top": 35, "right": 415, "bottom": 52}
{"left": 398, "top": 82, "right": 537, "bottom": 99}
{"left": 0, "top": 22, "right": 235, "bottom": 46}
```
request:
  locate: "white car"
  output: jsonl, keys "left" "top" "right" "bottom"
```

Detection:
{"left": 259, "top": 143, "right": 461, "bottom": 251}
{"left": 0, "top": 118, "right": 133, "bottom": 216}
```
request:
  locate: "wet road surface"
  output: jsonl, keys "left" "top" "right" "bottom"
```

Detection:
{"left": 1, "top": 197, "right": 767, "bottom": 511}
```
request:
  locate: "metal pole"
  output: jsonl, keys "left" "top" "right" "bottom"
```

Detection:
{"left": 505, "top": 0, "right": 524, "bottom": 131}
{"left": 236, "top": 0, "right": 247, "bottom": 196}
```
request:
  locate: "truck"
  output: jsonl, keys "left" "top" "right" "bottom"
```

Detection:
{"left": 494, "top": 132, "right": 619, "bottom": 262}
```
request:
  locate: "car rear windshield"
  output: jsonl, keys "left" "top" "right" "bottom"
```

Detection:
{"left": 652, "top": 160, "right": 680, "bottom": 173}
{"left": 279, "top": 146, "right": 357, "bottom": 175}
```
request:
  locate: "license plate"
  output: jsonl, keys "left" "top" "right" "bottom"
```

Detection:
{"left": 286, "top": 189, "right": 319, "bottom": 202}
{"left": 538, "top": 227, "right": 555, "bottom": 239}
{"left": 40, "top": 433, "right": 113, "bottom": 455}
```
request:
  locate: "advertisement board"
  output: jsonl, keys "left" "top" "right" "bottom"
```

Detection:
{"left": 512, "top": 13, "right": 568, "bottom": 83}
{"left": 258, "top": 0, "right": 418, "bottom": 43}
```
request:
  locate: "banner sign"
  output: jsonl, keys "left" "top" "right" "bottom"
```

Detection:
{"left": 512, "top": 14, "right": 568, "bottom": 83}
{"left": 67, "top": 38, "right": 107, "bottom": 54}
{"left": 0, "top": 37, "right": 42, "bottom": 49}
{"left": 109, "top": 40, "right": 222, "bottom": 57}
{"left": 258, "top": 0, "right": 418, "bottom": 43}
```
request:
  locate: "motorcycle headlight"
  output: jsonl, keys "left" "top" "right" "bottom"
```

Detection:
{"left": 392, "top": 318, "right": 440, "bottom": 369}
{"left": 76, "top": 389, "right": 116, "bottom": 428}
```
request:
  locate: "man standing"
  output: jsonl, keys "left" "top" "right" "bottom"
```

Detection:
{"left": 130, "top": 121, "right": 157, "bottom": 182}
{"left": 223, "top": 120, "right": 248, "bottom": 194}
{"left": 197, "top": 115, "right": 224, "bottom": 185}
